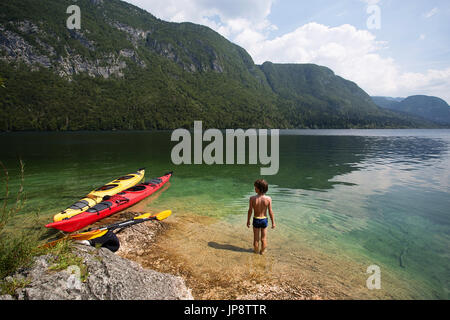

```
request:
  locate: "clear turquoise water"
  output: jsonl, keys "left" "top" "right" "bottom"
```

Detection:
{"left": 0, "top": 129, "right": 449, "bottom": 299}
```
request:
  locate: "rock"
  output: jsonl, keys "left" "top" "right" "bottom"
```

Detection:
{"left": 1, "top": 210, "right": 192, "bottom": 300}
{"left": 68, "top": 29, "right": 96, "bottom": 51}
{"left": 0, "top": 23, "right": 52, "bottom": 68}
{"left": 0, "top": 19, "right": 146, "bottom": 79}
{"left": 145, "top": 37, "right": 225, "bottom": 74}
{"left": 6, "top": 244, "right": 192, "bottom": 300}
{"left": 57, "top": 50, "right": 127, "bottom": 79}
{"left": 119, "top": 49, "right": 146, "bottom": 68}
{"left": 109, "top": 21, "right": 149, "bottom": 48}
{"left": 16, "top": 20, "right": 40, "bottom": 34}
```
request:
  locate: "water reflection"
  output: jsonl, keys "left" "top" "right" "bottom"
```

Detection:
{"left": 1, "top": 131, "right": 447, "bottom": 194}
{"left": 273, "top": 133, "right": 448, "bottom": 191}
{"left": 363, "top": 136, "right": 448, "bottom": 167}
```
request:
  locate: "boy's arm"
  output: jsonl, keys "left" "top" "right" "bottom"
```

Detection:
{"left": 247, "top": 198, "right": 253, "bottom": 228}
{"left": 268, "top": 198, "right": 275, "bottom": 229}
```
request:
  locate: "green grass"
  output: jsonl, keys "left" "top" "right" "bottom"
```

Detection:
{"left": 0, "top": 160, "right": 88, "bottom": 295}
{"left": 43, "top": 240, "right": 89, "bottom": 283}
{"left": 0, "top": 276, "right": 30, "bottom": 296}
{"left": 0, "top": 160, "right": 32, "bottom": 281}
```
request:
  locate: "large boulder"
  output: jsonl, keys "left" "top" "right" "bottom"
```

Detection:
{"left": 1, "top": 244, "right": 192, "bottom": 300}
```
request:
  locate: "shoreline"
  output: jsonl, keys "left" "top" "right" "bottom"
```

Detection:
{"left": 1, "top": 210, "right": 439, "bottom": 300}
{"left": 116, "top": 213, "right": 363, "bottom": 299}
{"left": 122, "top": 211, "right": 432, "bottom": 300}
{"left": 1, "top": 128, "right": 449, "bottom": 136}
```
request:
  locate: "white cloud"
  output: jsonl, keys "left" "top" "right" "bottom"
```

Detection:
{"left": 236, "top": 22, "right": 450, "bottom": 102}
{"left": 126, "top": 0, "right": 276, "bottom": 38}
{"left": 398, "top": 68, "right": 450, "bottom": 99}
{"left": 125, "top": 0, "right": 450, "bottom": 103}
{"left": 424, "top": 7, "right": 439, "bottom": 19}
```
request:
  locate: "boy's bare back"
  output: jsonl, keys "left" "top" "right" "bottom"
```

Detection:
{"left": 247, "top": 179, "right": 275, "bottom": 230}
{"left": 250, "top": 194, "right": 272, "bottom": 218}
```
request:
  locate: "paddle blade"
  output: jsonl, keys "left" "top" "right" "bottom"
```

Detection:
{"left": 134, "top": 212, "right": 153, "bottom": 220}
{"left": 70, "top": 229, "right": 106, "bottom": 241}
{"left": 155, "top": 210, "right": 172, "bottom": 221}
{"left": 134, "top": 210, "right": 172, "bottom": 221}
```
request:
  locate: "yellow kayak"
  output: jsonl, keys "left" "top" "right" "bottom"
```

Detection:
{"left": 53, "top": 168, "right": 145, "bottom": 222}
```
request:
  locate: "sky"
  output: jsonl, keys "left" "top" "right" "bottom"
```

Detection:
{"left": 124, "top": 0, "right": 450, "bottom": 103}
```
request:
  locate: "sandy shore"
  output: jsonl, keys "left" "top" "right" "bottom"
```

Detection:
{"left": 106, "top": 211, "right": 418, "bottom": 300}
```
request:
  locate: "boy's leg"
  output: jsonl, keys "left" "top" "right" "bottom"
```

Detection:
{"left": 253, "top": 227, "right": 260, "bottom": 253}
{"left": 260, "top": 227, "right": 268, "bottom": 255}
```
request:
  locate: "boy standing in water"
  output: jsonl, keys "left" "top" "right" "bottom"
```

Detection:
{"left": 247, "top": 179, "right": 275, "bottom": 255}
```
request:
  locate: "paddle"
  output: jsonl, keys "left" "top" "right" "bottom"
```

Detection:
{"left": 41, "top": 210, "right": 172, "bottom": 248}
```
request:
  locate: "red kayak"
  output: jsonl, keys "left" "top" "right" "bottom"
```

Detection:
{"left": 46, "top": 172, "right": 173, "bottom": 233}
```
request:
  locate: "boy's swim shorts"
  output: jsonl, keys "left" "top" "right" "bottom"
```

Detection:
{"left": 253, "top": 217, "right": 268, "bottom": 228}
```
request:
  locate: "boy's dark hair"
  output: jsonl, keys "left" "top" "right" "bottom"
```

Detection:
{"left": 254, "top": 179, "right": 268, "bottom": 194}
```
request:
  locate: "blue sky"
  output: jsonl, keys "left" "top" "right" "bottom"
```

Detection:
{"left": 268, "top": 0, "right": 450, "bottom": 73}
{"left": 125, "top": 0, "right": 450, "bottom": 102}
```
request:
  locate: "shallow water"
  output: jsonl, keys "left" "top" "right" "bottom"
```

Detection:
{"left": 1, "top": 129, "right": 449, "bottom": 299}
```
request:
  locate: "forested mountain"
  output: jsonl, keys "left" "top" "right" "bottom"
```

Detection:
{"left": 0, "top": 0, "right": 444, "bottom": 130}
{"left": 371, "top": 96, "right": 404, "bottom": 109}
{"left": 372, "top": 96, "right": 450, "bottom": 125}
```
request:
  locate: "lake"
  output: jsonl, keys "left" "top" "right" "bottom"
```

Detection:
{"left": 0, "top": 129, "right": 449, "bottom": 299}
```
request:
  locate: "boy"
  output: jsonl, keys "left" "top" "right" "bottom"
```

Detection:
{"left": 247, "top": 179, "right": 275, "bottom": 255}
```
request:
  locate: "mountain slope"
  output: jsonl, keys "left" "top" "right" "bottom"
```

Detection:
{"left": 371, "top": 96, "right": 405, "bottom": 109}
{"left": 260, "top": 63, "right": 437, "bottom": 128}
{"left": 372, "top": 95, "right": 450, "bottom": 125}
{"left": 0, "top": 0, "right": 442, "bottom": 130}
